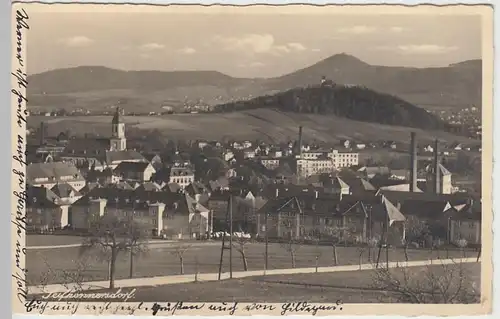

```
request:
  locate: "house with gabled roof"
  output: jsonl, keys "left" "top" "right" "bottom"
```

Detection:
{"left": 27, "top": 161, "right": 86, "bottom": 191}
{"left": 26, "top": 186, "right": 71, "bottom": 232}
{"left": 113, "top": 161, "right": 155, "bottom": 182}
{"left": 70, "top": 187, "right": 210, "bottom": 238}
{"left": 255, "top": 191, "right": 405, "bottom": 244}
{"left": 445, "top": 199, "right": 481, "bottom": 245}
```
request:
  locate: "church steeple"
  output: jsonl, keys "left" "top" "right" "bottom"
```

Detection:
{"left": 112, "top": 107, "right": 122, "bottom": 125}
{"left": 110, "top": 107, "right": 126, "bottom": 151}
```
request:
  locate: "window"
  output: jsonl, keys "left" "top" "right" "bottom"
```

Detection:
{"left": 152, "top": 218, "right": 157, "bottom": 225}
{"left": 469, "top": 222, "right": 475, "bottom": 229}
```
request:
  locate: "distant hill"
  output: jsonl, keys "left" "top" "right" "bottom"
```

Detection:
{"left": 213, "top": 85, "right": 444, "bottom": 130}
{"left": 27, "top": 54, "right": 481, "bottom": 111}
{"left": 259, "top": 54, "right": 482, "bottom": 109}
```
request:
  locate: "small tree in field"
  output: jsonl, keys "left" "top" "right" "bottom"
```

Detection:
{"left": 403, "top": 216, "right": 429, "bottom": 262}
{"left": 324, "top": 225, "right": 351, "bottom": 266}
{"left": 456, "top": 238, "right": 468, "bottom": 258}
{"left": 80, "top": 214, "right": 150, "bottom": 289}
{"left": 371, "top": 259, "right": 480, "bottom": 303}
{"left": 171, "top": 244, "right": 192, "bottom": 275}
{"left": 35, "top": 254, "right": 98, "bottom": 293}
{"left": 232, "top": 234, "right": 252, "bottom": 271}
{"left": 279, "top": 218, "right": 302, "bottom": 268}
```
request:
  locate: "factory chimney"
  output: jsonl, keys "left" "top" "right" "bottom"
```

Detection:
{"left": 409, "top": 132, "right": 418, "bottom": 192}
{"left": 433, "top": 139, "right": 441, "bottom": 194}
{"left": 298, "top": 126, "right": 303, "bottom": 159}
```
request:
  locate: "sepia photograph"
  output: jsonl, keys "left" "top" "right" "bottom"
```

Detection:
{"left": 11, "top": 2, "right": 493, "bottom": 316}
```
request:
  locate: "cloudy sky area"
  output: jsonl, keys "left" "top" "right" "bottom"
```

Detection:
{"left": 28, "top": 12, "right": 482, "bottom": 77}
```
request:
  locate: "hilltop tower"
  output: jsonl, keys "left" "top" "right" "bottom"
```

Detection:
{"left": 110, "top": 107, "right": 127, "bottom": 151}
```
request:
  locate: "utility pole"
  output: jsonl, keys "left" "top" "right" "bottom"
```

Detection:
{"left": 218, "top": 194, "right": 234, "bottom": 280}
{"left": 265, "top": 211, "right": 269, "bottom": 271}
{"left": 229, "top": 195, "right": 233, "bottom": 279}
{"left": 129, "top": 203, "right": 135, "bottom": 279}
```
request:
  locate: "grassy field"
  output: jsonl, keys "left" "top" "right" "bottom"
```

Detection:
{"left": 31, "top": 263, "right": 480, "bottom": 303}
{"left": 28, "top": 109, "right": 477, "bottom": 145}
{"left": 27, "top": 237, "right": 479, "bottom": 286}
{"left": 27, "top": 235, "right": 88, "bottom": 247}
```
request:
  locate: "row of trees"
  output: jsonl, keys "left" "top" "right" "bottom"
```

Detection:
{"left": 34, "top": 213, "right": 479, "bottom": 304}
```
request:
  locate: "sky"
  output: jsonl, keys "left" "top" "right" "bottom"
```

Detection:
{"left": 27, "top": 9, "right": 482, "bottom": 78}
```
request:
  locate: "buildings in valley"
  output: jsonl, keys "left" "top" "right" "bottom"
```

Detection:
{"left": 27, "top": 162, "right": 86, "bottom": 191}
{"left": 59, "top": 107, "right": 148, "bottom": 170}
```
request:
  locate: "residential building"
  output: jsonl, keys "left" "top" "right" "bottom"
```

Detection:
{"left": 296, "top": 157, "right": 335, "bottom": 177}
{"left": 334, "top": 151, "right": 359, "bottom": 168}
{"left": 26, "top": 186, "right": 71, "bottom": 232}
{"left": 260, "top": 158, "right": 280, "bottom": 170}
{"left": 27, "top": 162, "right": 86, "bottom": 191}
{"left": 169, "top": 166, "right": 195, "bottom": 189}
{"left": 446, "top": 200, "right": 481, "bottom": 245}
{"left": 70, "top": 188, "right": 211, "bottom": 238}
{"left": 113, "top": 161, "right": 156, "bottom": 182}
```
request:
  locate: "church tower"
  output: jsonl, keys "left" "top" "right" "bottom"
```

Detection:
{"left": 110, "top": 107, "right": 126, "bottom": 151}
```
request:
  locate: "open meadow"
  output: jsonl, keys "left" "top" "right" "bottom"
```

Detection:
{"left": 26, "top": 235, "right": 479, "bottom": 287}
{"left": 31, "top": 263, "right": 480, "bottom": 303}
{"left": 28, "top": 109, "right": 478, "bottom": 145}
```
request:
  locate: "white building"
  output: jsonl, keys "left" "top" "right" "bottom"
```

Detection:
{"left": 333, "top": 150, "right": 359, "bottom": 168}
{"left": 169, "top": 166, "right": 195, "bottom": 189}
{"left": 27, "top": 162, "right": 86, "bottom": 191}
{"left": 296, "top": 158, "right": 335, "bottom": 177}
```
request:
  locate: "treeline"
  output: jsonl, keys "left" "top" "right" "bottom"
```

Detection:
{"left": 213, "top": 85, "right": 445, "bottom": 130}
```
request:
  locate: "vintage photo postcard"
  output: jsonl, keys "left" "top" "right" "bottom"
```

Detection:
{"left": 11, "top": 2, "right": 493, "bottom": 316}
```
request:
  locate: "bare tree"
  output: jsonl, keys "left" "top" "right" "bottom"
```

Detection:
{"left": 371, "top": 259, "right": 480, "bottom": 303}
{"left": 171, "top": 243, "right": 192, "bottom": 275}
{"left": 323, "top": 225, "right": 351, "bottom": 266}
{"left": 279, "top": 218, "right": 302, "bottom": 268}
{"left": 456, "top": 238, "right": 468, "bottom": 258}
{"left": 80, "top": 214, "right": 150, "bottom": 289}
{"left": 403, "top": 216, "right": 429, "bottom": 262}
{"left": 33, "top": 253, "right": 99, "bottom": 293}
{"left": 232, "top": 235, "right": 252, "bottom": 271}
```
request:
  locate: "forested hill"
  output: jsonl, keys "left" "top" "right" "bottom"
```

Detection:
{"left": 213, "top": 85, "right": 445, "bottom": 130}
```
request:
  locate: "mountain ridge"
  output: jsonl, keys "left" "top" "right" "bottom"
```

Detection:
{"left": 27, "top": 53, "right": 482, "bottom": 111}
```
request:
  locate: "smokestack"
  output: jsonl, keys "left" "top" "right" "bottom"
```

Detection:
{"left": 409, "top": 132, "right": 418, "bottom": 192}
{"left": 298, "top": 126, "right": 303, "bottom": 159}
{"left": 40, "top": 122, "right": 45, "bottom": 146}
{"left": 433, "top": 139, "right": 440, "bottom": 194}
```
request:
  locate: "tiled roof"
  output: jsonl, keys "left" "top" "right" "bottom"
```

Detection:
{"left": 114, "top": 161, "right": 152, "bottom": 173}
{"left": 377, "top": 190, "right": 471, "bottom": 206}
{"left": 165, "top": 182, "right": 182, "bottom": 193}
{"left": 106, "top": 150, "right": 146, "bottom": 164}
{"left": 62, "top": 138, "right": 110, "bottom": 157}
{"left": 185, "top": 182, "right": 210, "bottom": 196}
{"left": 379, "top": 184, "right": 423, "bottom": 192}
{"left": 136, "top": 182, "right": 163, "bottom": 192}
{"left": 72, "top": 187, "right": 188, "bottom": 212}
{"left": 50, "top": 183, "right": 81, "bottom": 198}
{"left": 27, "top": 162, "right": 85, "bottom": 184}
{"left": 447, "top": 200, "right": 481, "bottom": 220}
